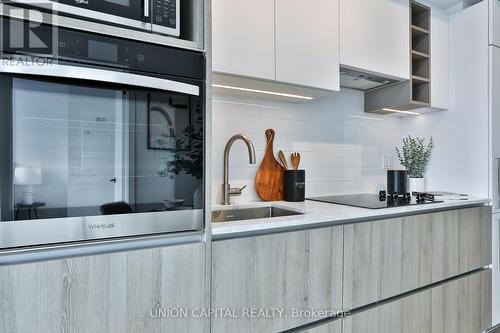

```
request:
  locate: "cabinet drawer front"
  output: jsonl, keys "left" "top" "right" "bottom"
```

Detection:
{"left": 343, "top": 206, "right": 491, "bottom": 309}
{"left": 343, "top": 270, "right": 492, "bottom": 333}
{"left": 211, "top": 226, "right": 343, "bottom": 333}
{"left": 301, "top": 320, "right": 341, "bottom": 333}
{"left": 0, "top": 243, "right": 208, "bottom": 333}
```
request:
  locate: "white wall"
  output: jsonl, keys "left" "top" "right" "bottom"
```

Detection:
{"left": 401, "top": 1, "right": 489, "bottom": 197}
{"left": 212, "top": 89, "right": 402, "bottom": 204}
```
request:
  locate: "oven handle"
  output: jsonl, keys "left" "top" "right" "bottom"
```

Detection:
{"left": 0, "top": 63, "right": 200, "bottom": 96}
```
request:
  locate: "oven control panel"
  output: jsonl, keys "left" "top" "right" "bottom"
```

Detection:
{"left": 153, "top": 0, "right": 178, "bottom": 28}
{"left": 56, "top": 27, "right": 202, "bottom": 79}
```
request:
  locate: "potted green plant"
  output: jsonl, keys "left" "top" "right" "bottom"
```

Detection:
{"left": 395, "top": 136, "right": 434, "bottom": 193}
{"left": 159, "top": 105, "right": 203, "bottom": 208}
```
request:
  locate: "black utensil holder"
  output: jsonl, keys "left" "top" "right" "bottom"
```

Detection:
{"left": 387, "top": 169, "right": 408, "bottom": 195}
{"left": 284, "top": 170, "right": 305, "bottom": 202}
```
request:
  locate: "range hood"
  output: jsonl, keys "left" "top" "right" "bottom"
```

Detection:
{"left": 339, "top": 66, "right": 400, "bottom": 91}
{"left": 340, "top": 66, "right": 432, "bottom": 115}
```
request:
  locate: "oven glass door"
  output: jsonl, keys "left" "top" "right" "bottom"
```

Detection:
{"left": 0, "top": 74, "right": 204, "bottom": 249}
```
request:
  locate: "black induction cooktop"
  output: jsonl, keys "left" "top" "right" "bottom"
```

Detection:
{"left": 307, "top": 192, "right": 443, "bottom": 209}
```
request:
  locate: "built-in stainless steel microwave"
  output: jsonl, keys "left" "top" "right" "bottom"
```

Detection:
{"left": 0, "top": 17, "right": 205, "bottom": 250}
{"left": 9, "top": 0, "right": 180, "bottom": 37}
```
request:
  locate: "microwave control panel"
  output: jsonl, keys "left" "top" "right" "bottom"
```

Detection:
{"left": 153, "top": 0, "right": 177, "bottom": 28}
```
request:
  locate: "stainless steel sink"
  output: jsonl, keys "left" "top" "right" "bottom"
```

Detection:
{"left": 212, "top": 206, "right": 304, "bottom": 223}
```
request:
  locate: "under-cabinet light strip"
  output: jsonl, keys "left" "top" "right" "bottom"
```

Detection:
{"left": 382, "top": 108, "right": 421, "bottom": 115}
{"left": 212, "top": 84, "right": 314, "bottom": 100}
{"left": 349, "top": 115, "right": 384, "bottom": 121}
{"left": 212, "top": 99, "right": 283, "bottom": 110}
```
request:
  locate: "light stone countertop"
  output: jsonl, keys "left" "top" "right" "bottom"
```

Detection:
{"left": 211, "top": 197, "right": 491, "bottom": 240}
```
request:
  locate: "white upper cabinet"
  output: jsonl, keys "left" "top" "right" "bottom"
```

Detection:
{"left": 212, "top": 0, "right": 275, "bottom": 80}
{"left": 275, "top": 0, "right": 340, "bottom": 91}
{"left": 340, "top": 0, "right": 410, "bottom": 80}
{"left": 490, "top": 0, "right": 500, "bottom": 47}
{"left": 212, "top": 0, "right": 340, "bottom": 92}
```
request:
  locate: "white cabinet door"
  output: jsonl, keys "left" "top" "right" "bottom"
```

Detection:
{"left": 429, "top": 4, "right": 449, "bottom": 109}
{"left": 491, "top": 46, "right": 500, "bottom": 213}
{"left": 212, "top": 0, "right": 275, "bottom": 80}
{"left": 490, "top": 0, "right": 500, "bottom": 47}
{"left": 339, "top": 0, "right": 410, "bottom": 80}
{"left": 493, "top": 214, "right": 500, "bottom": 325}
{"left": 275, "top": 0, "right": 340, "bottom": 91}
{"left": 491, "top": 46, "right": 500, "bottom": 161}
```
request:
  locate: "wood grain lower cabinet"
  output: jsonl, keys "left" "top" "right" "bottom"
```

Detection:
{"left": 343, "top": 207, "right": 491, "bottom": 309}
{"left": 343, "top": 269, "right": 492, "bottom": 333}
{"left": 0, "top": 242, "right": 208, "bottom": 333}
{"left": 211, "top": 226, "right": 343, "bottom": 333}
{"left": 301, "top": 320, "right": 342, "bottom": 333}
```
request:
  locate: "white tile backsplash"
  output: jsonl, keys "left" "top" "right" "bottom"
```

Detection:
{"left": 212, "top": 88, "right": 402, "bottom": 205}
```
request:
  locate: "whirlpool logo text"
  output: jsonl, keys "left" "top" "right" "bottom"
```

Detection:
{"left": 87, "top": 223, "right": 115, "bottom": 230}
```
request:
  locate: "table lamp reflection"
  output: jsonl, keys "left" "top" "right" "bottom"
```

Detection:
{"left": 14, "top": 167, "right": 42, "bottom": 205}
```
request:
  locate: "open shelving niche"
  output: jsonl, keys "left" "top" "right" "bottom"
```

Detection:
{"left": 410, "top": 1, "right": 431, "bottom": 105}
{"left": 365, "top": 0, "right": 431, "bottom": 115}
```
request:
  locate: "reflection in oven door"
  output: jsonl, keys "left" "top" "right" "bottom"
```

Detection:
{"left": 0, "top": 76, "right": 204, "bottom": 248}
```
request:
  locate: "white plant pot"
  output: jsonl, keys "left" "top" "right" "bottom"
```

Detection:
{"left": 409, "top": 177, "right": 425, "bottom": 193}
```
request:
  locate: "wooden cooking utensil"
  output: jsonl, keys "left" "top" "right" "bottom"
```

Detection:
{"left": 291, "top": 152, "right": 301, "bottom": 170}
{"left": 255, "top": 129, "right": 285, "bottom": 201}
{"left": 278, "top": 150, "right": 288, "bottom": 170}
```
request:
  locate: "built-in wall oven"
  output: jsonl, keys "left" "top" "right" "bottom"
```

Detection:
{"left": 0, "top": 17, "right": 205, "bottom": 249}
{"left": 8, "top": 0, "right": 180, "bottom": 37}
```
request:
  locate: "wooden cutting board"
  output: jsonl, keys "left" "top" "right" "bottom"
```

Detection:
{"left": 255, "top": 129, "right": 285, "bottom": 201}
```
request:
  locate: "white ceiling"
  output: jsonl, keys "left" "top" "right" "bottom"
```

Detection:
{"left": 426, "top": 0, "right": 461, "bottom": 9}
